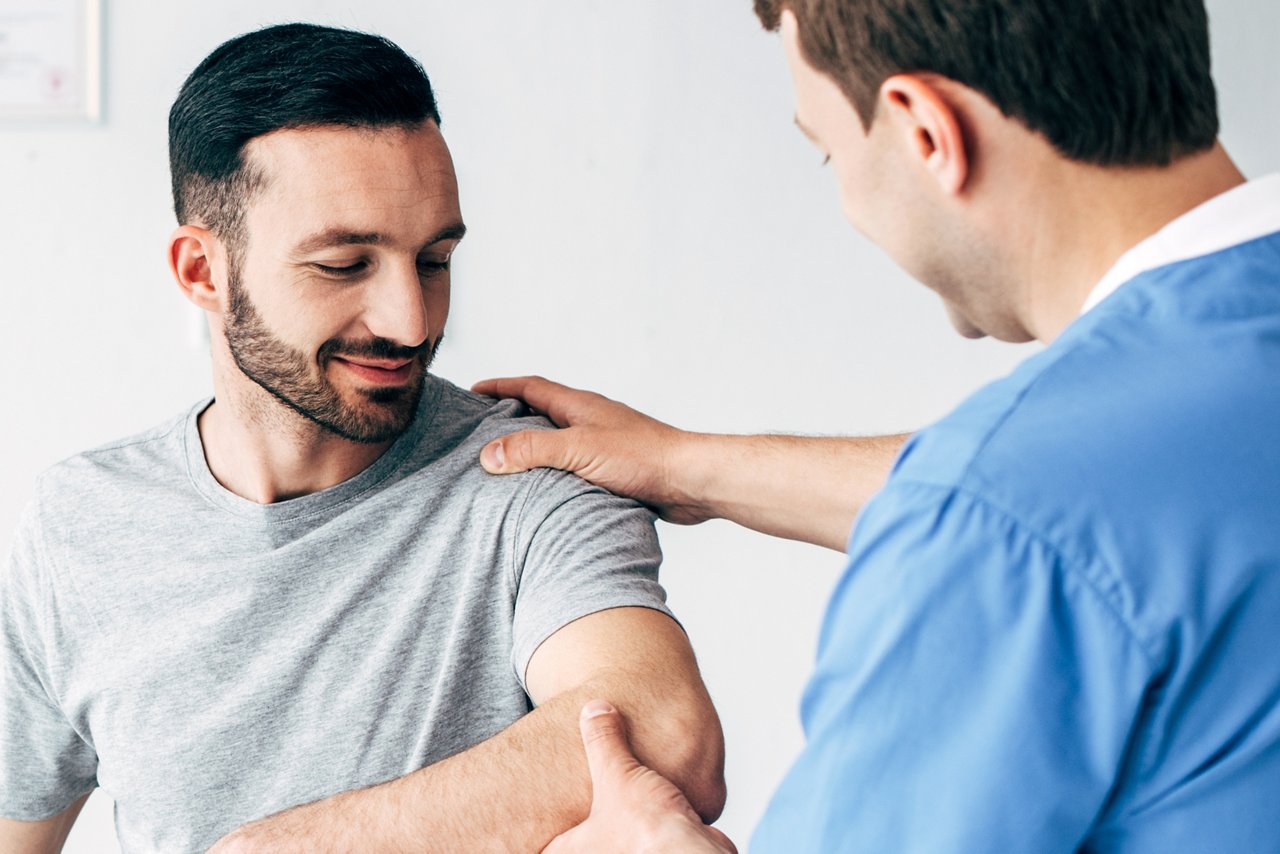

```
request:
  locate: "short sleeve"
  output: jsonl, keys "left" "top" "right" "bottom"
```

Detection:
{"left": 0, "top": 501, "right": 98, "bottom": 819}
{"left": 752, "top": 480, "right": 1154, "bottom": 853}
{"left": 509, "top": 469, "right": 672, "bottom": 690}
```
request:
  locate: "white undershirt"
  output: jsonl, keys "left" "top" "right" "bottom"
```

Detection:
{"left": 1080, "top": 173, "right": 1280, "bottom": 316}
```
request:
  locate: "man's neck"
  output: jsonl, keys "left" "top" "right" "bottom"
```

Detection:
{"left": 198, "top": 367, "right": 396, "bottom": 505}
{"left": 1016, "top": 143, "right": 1246, "bottom": 343}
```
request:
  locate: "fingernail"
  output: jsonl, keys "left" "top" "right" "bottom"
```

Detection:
{"left": 483, "top": 441, "right": 505, "bottom": 471}
{"left": 582, "top": 700, "right": 615, "bottom": 720}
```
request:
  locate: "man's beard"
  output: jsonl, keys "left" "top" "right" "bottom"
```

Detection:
{"left": 223, "top": 263, "right": 438, "bottom": 444}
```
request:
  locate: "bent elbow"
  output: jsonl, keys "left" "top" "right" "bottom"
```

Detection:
{"left": 661, "top": 712, "right": 727, "bottom": 823}
{"left": 688, "top": 763, "right": 728, "bottom": 824}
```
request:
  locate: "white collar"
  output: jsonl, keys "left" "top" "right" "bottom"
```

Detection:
{"left": 1080, "top": 173, "right": 1280, "bottom": 315}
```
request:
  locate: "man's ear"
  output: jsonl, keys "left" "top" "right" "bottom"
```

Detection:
{"left": 877, "top": 74, "right": 969, "bottom": 196}
{"left": 168, "top": 225, "right": 226, "bottom": 313}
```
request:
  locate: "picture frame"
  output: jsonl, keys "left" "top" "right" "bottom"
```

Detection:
{"left": 0, "top": 0, "right": 103, "bottom": 122}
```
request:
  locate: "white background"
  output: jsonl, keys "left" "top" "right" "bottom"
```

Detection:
{"left": 1, "top": 1, "right": 1276, "bottom": 849}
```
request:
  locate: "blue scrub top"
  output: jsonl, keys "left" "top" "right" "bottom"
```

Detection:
{"left": 753, "top": 228, "right": 1280, "bottom": 851}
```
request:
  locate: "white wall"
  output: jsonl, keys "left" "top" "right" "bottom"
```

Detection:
{"left": 1, "top": 1, "right": 1276, "bottom": 849}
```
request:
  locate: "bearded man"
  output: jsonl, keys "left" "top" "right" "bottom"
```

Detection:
{"left": 0, "top": 24, "right": 724, "bottom": 854}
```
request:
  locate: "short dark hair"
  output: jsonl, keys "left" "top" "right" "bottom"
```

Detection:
{"left": 169, "top": 23, "right": 441, "bottom": 244}
{"left": 754, "top": 0, "right": 1219, "bottom": 167}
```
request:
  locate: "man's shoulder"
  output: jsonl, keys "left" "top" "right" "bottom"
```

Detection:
{"left": 898, "top": 253, "right": 1280, "bottom": 504}
{"left": 426, "top": 376, "right": 559, "bottom": 447}
{"left": 896, "top": 226, "right": 1280, "bottom": 496}
{"left": 412, "top": 376, "right": 610, "bottom": 506}
{"left": 883, "top": 263, "right": 1280, "bottom": 640}
{"left": 417, "top": 376, "right": 650, "bottom": 517}
{"left": 32, "top": 404, "right": 197, "bottom": 516}
{"left": 891, "top": 335, "right": 1111, "bottom": 497}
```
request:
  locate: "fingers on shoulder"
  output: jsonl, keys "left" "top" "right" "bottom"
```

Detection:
{"left": 505, "top": 426, "right": 570, "bottom": 471}
{"left": 472, "top": 374, "right": 552, "bottom": 399}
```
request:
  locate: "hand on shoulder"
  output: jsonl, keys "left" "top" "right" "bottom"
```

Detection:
{"left": 472, "top": 376, "right": 712, "bottom": 525}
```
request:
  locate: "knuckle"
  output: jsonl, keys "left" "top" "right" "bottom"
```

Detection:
{"left": 509, "top": 431, "right": 536, "bottom": 466}
{"left": 583, "top": 716, "right": 626, "bottom": 747}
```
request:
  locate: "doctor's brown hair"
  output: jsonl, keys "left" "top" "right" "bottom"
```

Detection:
{"left": 753, "top": 0, "right": 1219, "bottom": 166}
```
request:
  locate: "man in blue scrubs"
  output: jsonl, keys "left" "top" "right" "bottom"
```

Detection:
{"left": 477, "top": 0, "right": 1280, "bottom": 851}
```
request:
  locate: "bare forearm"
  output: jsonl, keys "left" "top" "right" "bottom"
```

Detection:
{"left": 676, "top": 433, "right": 910, "bottom": 551}
{"left": 0, "top": 793, "right": 89, "bottom": 854}
{"left": 218, "top": 666, "right": 723, "bottom": 853}
{"left": 269, "top": 688, "right": 597, "bottom": 852}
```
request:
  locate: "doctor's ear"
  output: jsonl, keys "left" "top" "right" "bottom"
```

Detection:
{"left": 168, "top": 225, "right": 228, "bottom": 313}
{"left": 878, "top": 74, "right": 970, "bottom": 196}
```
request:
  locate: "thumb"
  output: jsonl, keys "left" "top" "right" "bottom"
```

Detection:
{"left": 480, "top": 428, "right": 572, "bottom": 475}
{"left": 578, "top": 700, "right": 641, "bottom": 797}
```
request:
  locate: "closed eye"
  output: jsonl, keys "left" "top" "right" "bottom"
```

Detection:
{"left": 314, "top": 261, "right": 368, "bottom": 275}
{"left": 418, "top": 257, "right": 451, "bottom": 275}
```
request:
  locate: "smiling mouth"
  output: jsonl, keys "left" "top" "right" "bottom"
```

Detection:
{"left": 331, "top": 356, "right": 417, "bottom": 385}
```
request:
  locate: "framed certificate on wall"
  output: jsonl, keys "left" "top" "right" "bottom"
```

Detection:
{"left": 0, "top": 0, "right": 102, "bottom": 121}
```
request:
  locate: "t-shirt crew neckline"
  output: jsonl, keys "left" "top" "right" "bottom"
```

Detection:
{"left": 182, "top": 377, "right": 443, "bottom": 523}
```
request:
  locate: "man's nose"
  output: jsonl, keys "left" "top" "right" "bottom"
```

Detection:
{"left": 363, "top": 260, "right": 432, "bottom": 348}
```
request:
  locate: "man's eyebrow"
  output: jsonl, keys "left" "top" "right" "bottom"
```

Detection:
{"left": 429, "top": 223, "right": 467, "bottom": 245}
{"left": 793, "top": 114, "right": 819, "bottom": 144}
{"left": 292, "top": 229, "right": 387, "bottom": 255}
{"left": 292, "top": 222, "right": 467, "bottom": 255}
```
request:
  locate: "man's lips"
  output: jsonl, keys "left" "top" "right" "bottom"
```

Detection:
{"left": 331, "top": 356, "right": 416, "bottom": 385}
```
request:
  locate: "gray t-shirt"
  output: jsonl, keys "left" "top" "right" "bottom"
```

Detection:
{"left": 0, "top": 375, "right": 670, "bottom": 852}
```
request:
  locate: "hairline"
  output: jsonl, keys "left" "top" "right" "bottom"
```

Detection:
{"left": 194, "top": 118, "right": 444, "bottom": 250}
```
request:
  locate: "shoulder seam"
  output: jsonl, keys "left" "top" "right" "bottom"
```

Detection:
{"left": 26, "top": 482, "right": 108, "bottom": 724}
{"left": 439, "top": 379, "right": 515, "bottom": 419}
{"left": 70, "top": 413, "right": 189, "bottom": 464}
{"left": 955, "top": 340, "right": 1094, "bottom": 487}
{"left": 885, "top": 478, "right": 1161, "bottom": 672}
{"left": 510, "top": 467, "right": 555, "bottom": 592}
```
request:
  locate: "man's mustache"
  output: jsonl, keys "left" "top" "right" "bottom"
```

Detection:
{"left": 319, "top": 333, "right": 444, "bottom": 364}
